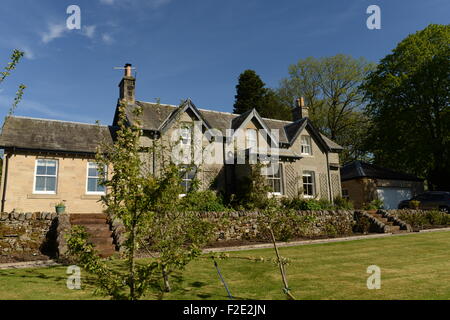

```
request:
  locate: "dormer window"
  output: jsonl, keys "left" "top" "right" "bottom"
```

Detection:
{"left": 246, "top": 129, "right": 257, "bottom": 150}
{"left": 180, "top": 126, "right": 192, "bottom": 146}
{"left": 301, "top": 135, "right": 312, "bottom": 155}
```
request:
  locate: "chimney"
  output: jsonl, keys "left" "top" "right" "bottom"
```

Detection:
{"left": 292, "top": 97, "right": 308, "bottom": 121}
{"left": 119, "top": 63, "right": 135, "bottom": 104}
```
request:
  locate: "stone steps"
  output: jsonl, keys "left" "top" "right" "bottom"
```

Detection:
{"left": 370, "top": 212, "right": 404, "bottom": 234}
{"left": 70, "top": 213, "right": 116, "bottom": 258}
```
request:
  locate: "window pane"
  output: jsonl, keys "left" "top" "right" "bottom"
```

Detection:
{"left": 187, "top": 168, "right": 196, "bottom": 180}
{"left": 303, "top": 171, "right": 314, "bottom": 196}
{"left": 88, "top": 178, "right": 98, "bottom": 192}
{"left": 88, "top": 167, "right": 99, "bottom": 177}
{"left": 35, "top": 176, "right": 45, "bottom": 191}
{"left": 96, "top": 183, "right": 105, "bottom": 192}
{"left": 273, "top": 179, "right": 281, "bottom": 193}
{"left": 181, "top": 180, "right": 189, "bottom": 193}
{"left": 246, "top": 129, "right": 257, "bottom": 149}
{"left": 301, "top": 136, "right": 311, "bottom": 154}
{"left": 46, "top": 177, "right": 56, "bottom": 192}
{"left": 46, "top": 161, "right": 57, "bottom": 175}
{"left": 36, "top": 165, "right": 46, "bottom": 175}
{"left": 181, "top": 128, "right": 191, "bottom": 145}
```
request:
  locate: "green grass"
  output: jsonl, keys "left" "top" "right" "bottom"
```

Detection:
{"left": 1, "top": 231, "right": 450, "bottom": 300}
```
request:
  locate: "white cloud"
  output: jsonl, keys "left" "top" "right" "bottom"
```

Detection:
{"left": 101, "top": 33, "right": 114, "bottom": 44}
{"left": 99, "top": 0, "right": 115, "bottom": 4}
{"left": 41, "top": 23, "right": 99, "bottom": 44}
{"left": 19, "top": 46, "right": 35, "bottom": 60}
{"left": 41, "top": 23, "right": 67, "bottom": 44}
{"left": 82, "top": 25, "right": 97, "bottom": 39}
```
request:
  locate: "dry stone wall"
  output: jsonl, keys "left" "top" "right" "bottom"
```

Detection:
{"left": 0, "top": 212, "right": 57, "bottom": 257}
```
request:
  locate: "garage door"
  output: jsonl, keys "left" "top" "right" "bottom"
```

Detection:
{"left": 376, "top": 187, "right": 412, "bottom": 210}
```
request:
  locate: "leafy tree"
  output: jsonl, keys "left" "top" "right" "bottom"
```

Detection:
{"left": 67, "top": 102, "right": 213, "bottom": 299}
{"left": 0, "top": 49, "right": 26, "bottom": 181}
{"left": 278, "top": 54, "right": 375, "bottom": 164}
{"left": 0, "top": 49, "right": 26, "bottom": 116}
{"left": 362, "top": 24, "right": 450, "bottom": 190}
{"left": 233, "top": 70, "right": 266, "bottom": 115}
{"left": 235, "top": 163, "right": 272, "bottom": 210}
{"left": 233, "top": 70, "right": 291, "bottom": 120}
{"left": 259, "top": 88, "right": 292, "bottom": 121}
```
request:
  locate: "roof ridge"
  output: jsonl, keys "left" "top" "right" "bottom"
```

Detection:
{"left": 7, "top": 116, "right": 109, "bottom": 127}
{"left": 137, "top": 100, "right": 295, "bottom": 121}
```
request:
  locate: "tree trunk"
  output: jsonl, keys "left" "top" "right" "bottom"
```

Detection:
{"left": 129, "top": 225, "right": 136, "bottom": 300}
{"left": 162, "top": 266, "right": 171, "bottom": 292}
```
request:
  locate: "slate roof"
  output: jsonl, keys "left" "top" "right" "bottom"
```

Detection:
{"left": 0, "top": 100, "right": 343, "bottom": 155}
{"left": 125, "top": 101, "right": 343, "bottom": 152}
{"left": 0, "top": 116, "right": 114, "bottom": 154}
{"left": 341, "top": 161, "right": 423, "bottom": 182}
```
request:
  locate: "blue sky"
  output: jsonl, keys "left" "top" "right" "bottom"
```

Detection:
{"left": 0, "top": 0, "right": 448, "bottom": 125}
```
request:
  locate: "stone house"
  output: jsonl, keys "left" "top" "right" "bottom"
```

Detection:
{"left": 341, "top": 161, "right": 424, "bottom": 209}
{"left": 0, "top": 64, "right": 343, "bottom": 214}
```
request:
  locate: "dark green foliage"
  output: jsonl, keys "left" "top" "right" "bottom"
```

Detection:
{"left": 362, "top": 24, "right": 450, "bottom": 190}
{"left": 259, "top": 89, "right": 292, "bottom": 121}
{"left": 397, "top": 210, "right": 450, "bottom": 228}
{"left": 234, "top": 164, "right": 273, "bottom": 210}
{"left": 180, "top": 190, "right": 229, "bottom": 212}
{"left": 334, "top": 196, "right": 354, "bottom": 210}
{"left": 281, "top": 197, "right": 333, "bottom": 210}
{"left": 233, "top": 70, "right": 266, "bottom": 115}
{"left": 233, "top": 70, "right": 292, "bottom": 120}
{"left": 362, "top": 199, "right": 384, "bottom": 210}
{"left": 353, "top": 215, "right": 371, "bottom": 234}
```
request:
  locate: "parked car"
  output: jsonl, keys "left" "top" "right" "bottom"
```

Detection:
{"left": 398, "top": 191, "right": 450, "bottom": 212}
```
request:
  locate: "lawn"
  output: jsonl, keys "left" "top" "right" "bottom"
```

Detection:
{"left": 1, "top": 231, "right": 450, "bottom": 300}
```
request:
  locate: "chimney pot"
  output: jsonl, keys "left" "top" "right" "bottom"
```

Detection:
{"left": 124, "top": 63, "right": 132, "bottom": 77}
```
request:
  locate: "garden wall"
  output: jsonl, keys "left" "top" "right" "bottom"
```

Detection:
{"left": 111, "top": 210, "right": 356, "bottom": 252}
{"left": 0, "top": 212, "right": 58, "bottom": 261}
{"left": 200, "top": 210, "right": 355, "bottom": 243}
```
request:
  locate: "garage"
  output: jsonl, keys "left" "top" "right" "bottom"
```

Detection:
{"left": 341, "top": 161, "right": 424, "bottom": 209}
{"left": 376, "top": 187, "right": 412, "bottom": 210}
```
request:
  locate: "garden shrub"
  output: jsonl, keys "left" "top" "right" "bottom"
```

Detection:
{"left": 425, "top": 210, "right": 450, "bottom": 225}
{"left": 281, "top": 197, "right": 332, "bottom": 210}
{"left": 396, "top": 210, "right": 450, "bottom": 228}
{"left": 362, "top": 199, "right": 384, "bottom": 210}
{"left": 334, "top": 196, "right": 354, "bottom": 210}
{"left": 353, "top": 214, "right": 371, "bottom": 234}
{"left": 180, "top": 190, "right": 229, "bottom": 212}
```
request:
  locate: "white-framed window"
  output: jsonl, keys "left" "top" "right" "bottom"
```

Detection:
{"left": 267, "top": 164, "right": 283, "bottom": 195}
{"left": 302, "top": 171, "right": 315, "bottom": 198}
{"left": 86, "top": 162, "right": 106, "bottom": 194}
{"left": 180, "top": 165, "right": 196, "bottom": 196}
{"left": 301, "top": 135, "right": 312, "bottom": 155}
{"left": 246, "top": 129, "right": 257, "bottom": 150}
{"left": 34, "top": 159, "right": 58, "bottom": 194}
{"left": 180, "top": 126, "right": 192, "bottom": 146}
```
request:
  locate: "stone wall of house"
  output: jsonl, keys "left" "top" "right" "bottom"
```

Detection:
{"left": 0, "top": 212, "right": 58, "bottom": 258}
{"left": 1, "top": 152, "right": 106, "bottom": 214}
